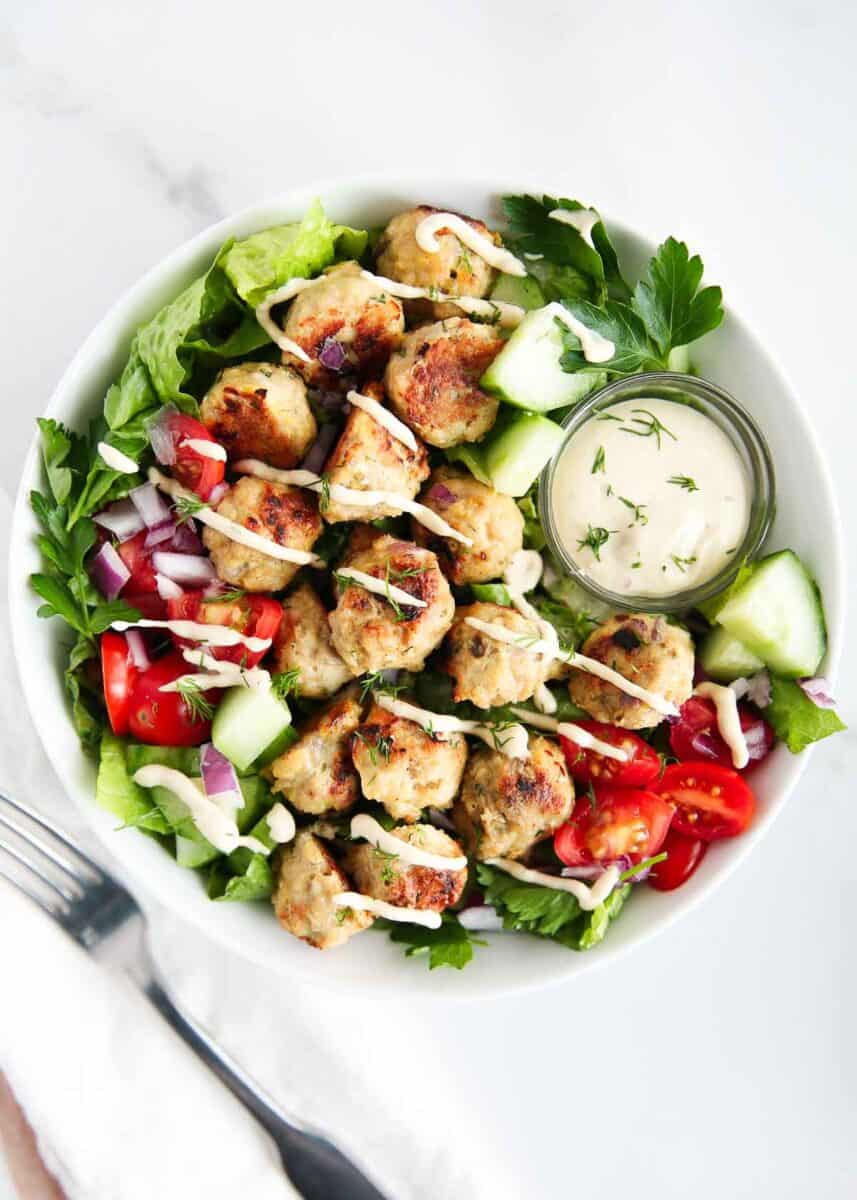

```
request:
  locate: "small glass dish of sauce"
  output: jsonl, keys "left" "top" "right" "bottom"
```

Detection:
{"left": 539, "top": 373, "right": 775, "bottom": 613}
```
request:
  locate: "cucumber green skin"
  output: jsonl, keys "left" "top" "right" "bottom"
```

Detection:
{"left": 489, "top": 273, "right": 545, "bottom": 310}
{"left": 212, "top": 687, "right": 292, "bottom": 771}
{"left": 445, "top": 443, "right": 492, "bottom": 485}
{"left": 698, "top": 626, "right": 764, "bottom": 683}
{"left": 715, "top": 549, "right": 826, "bottom": 678}
{"left": 480, "top": 411, "right": 565, "bottom": 497}
{"left": 481, "top": 306, "right": 607, "bottom": 413}
{"left": 255, "top": 724, "right": 299, "bottom": 767}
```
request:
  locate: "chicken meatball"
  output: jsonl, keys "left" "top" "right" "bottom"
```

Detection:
{"left": 271, "top": 581, "right": 353, "bottom": 699}
{"left": 322, "top": 381, "right": 430, "bottom": 523}
{"left": 329, "top": 535, "right": 454, "bottom": 675}
{"left": 272, "top": 832, "right": 373, "bottom": 950}
{"left": 375, "top": 205, "right": 497, "bottom": 321}
{"left": 383, "top": 318, "right": 502, "bottom": 448}
{"left": 268, "top": 690, "right": 363, "bottom": 814}
{"left": 202, "top": 476, "right": 322, "bottom": 593}
{"left": 200, "top": 363, "right": 316, "bottom": 468}
{"left": 351, "top": 700, "right": 468, "bottom": 823}
{"left": 345, "top": 824, "right": 467, "bottom": 911}
{"left": 569, "top": 613, "right": 694, "bottom": 729}
{"left": 454, "top": 736, "right": 574, "bottom": 861}
{"left": 412, "top": 466, "right": 524, "bottom": 584}
{"left": 280, "top": 262, "right": 405, "bottom": 388}
{"left": 443, "top": 602, "right": 552, "bottom": 709}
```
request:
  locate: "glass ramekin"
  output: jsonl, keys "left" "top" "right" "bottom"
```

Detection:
{"left": 537, "top": 372, "right": 776, "bottom": 613}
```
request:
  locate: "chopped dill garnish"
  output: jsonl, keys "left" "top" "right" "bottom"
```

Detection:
{"left": 354, "top": 729, "right": 394, "bottom": 766}
{"left": 620, "top": 408, "right": 677, "bottom": 449}
{"left": 670, "top": 554, "right": 698, "bottom": 573}
{"left": 667, "top": 474, "right": 699, "bottom": 492}
{"left": 318, "top": 473, "right": 331, "bottom": 514}
{"left": 173, "top": 494, "right": 208, "bottom": 524}
{"left": 175, "top": 678, "right": 215, "bottom": 722}
{"left": 270, "top": 669, "right": 301, "bottom": 703}
{"left": 591, "top": 446, "right": 606, "bottom": 475}
{"left": 202, "top": 587, "right": 246, "bottom": 604}
{"left": 576, "top": 524, "right": 617, "bottom": 562}
{"left": 617, "top": 496, "right": 648, "bottom": 526}
{"left": 359, "top": 671, "right": 405, "bottom": 701}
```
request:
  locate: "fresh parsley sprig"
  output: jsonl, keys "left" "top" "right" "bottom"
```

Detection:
{"left": 381, "top": 912, "right": 486, "bottom": 970}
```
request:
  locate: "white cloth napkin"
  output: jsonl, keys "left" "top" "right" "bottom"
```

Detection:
{"left": 0, "top": 489, "right": 520, "bottom": 1200}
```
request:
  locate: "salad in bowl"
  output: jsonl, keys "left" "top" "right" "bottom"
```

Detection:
{"left": 21, "top": 186, "right": 845, "bottom": 976}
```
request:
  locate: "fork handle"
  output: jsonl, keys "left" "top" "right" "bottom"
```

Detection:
{"left": 141, "top": 976, "right": 388, "bottom": 1200}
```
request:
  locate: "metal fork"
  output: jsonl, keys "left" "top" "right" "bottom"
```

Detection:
{"left": 0, "top": 789, "right": 387, "bottom": 1200}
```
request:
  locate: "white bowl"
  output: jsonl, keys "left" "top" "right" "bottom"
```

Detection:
{"left": 8, "top": 174, "right": 845, "bottom": 999}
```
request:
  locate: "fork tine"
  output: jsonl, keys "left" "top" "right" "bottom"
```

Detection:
{"left": 0, "top": 850, "right": 70, "bottom": 913}
{"left": 0, "top": 808, "right": 91, "bottom": 888}
{"left": 0, "top": 791, "right": 103, "bottom": 882}
{"left": 0, "top": 838, "right": 79, "bottom": 902}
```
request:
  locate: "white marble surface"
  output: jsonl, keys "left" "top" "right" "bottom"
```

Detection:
{"left": 1, "top": 2, "right": 854, "bottom": 1197}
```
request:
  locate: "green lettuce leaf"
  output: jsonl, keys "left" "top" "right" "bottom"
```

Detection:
{"left": 383, "top": 913, "right": 484, "bottom": 970}
{"left": 764, "top": 676, "right": 846, "bottom": 753}
{"left": 559, "top": 299, "right": 663, "bottom": 374}
{"left": 96, "top": 733, "right": 170, "bottom": 834}
{"left": 207, "top": 853, "right": 274, "bottom": 902}
{"left": 104, "top": 344, "right": 159, "bottom": 430}
{"left": 631, "top": 237, "right": 723, "bottom": 358}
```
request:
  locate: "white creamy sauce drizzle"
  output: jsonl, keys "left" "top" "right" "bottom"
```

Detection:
{"left": 232, "top": 458, "right": 473, "bottom": 545}
{"left": 335, "top": 566, "right": 427, "bottom": 610}
{"left": 532, "top": 683, "right": 558, "bottom": 715}
{"left": 502, "top": 549, "right": 560, "bottom": 653}
{"left": 375, "top": 692, "right": 529, "bottom": 760}
{"left": 509, "top": 706, "right": 630, "bottom": 763}
{"left": 547, "top": 301, "right": 615, "bottom": 364}
{"left": 550, "top": 398, "right": 752, "bottom": 598}
{"left": 350, "top": 813, "right": 467, "bottom": 872}
{"left": 465, "top": 617, "right": 678, "bottom": 718}
{"left": 485, "top": 858, "right": 621, "bottom": 911}
{"left": 333, "top": 892, "right": 442, "bottom": 930}
{"left": 267, "top": 801, "right": 296, "bottom": 845}
{"left": 359, "top": 270, "right": 523, "bottom": 328}
{"left": 111, "top": 617, "right": 271, "bottom": 654}
{"left": 182, "top": 438, "right": 227, "bottom": 461}
{"left": 346, "top": 389, "right": 419, "bottom": 452}
{"left": 254, "top": 280, "right": 313, "bottom": 362}
{"left": 148, "top": 467, "right": 323, "bottom": 567}
{"left": 548, "top": 207, "right": 599, "bottom": 249}
{"left": 694, "top": 682, "right": 750, "bottom": 769}
{"left": 414, "top": 211, "right": 527, "bottom": 277}
{"left": 133, "top": 765, "right": 268, "bottom": 855}
{"left": 97, "top": 442, "right": 138, "bottom": 474}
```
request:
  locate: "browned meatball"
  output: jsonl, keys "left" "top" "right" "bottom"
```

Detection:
{"left": 280, "top": 262, "right": 405, "bottom": 388}
{"left": 344, "top": 824, "right": 467, "bottom": 911}
{"left": 412, "top": 466, "right": 524, "bottom": 584}
{"left": 322, "top": 381, "right": 430, "bottom": 523}
{"left": 200, "top": 363, "right": 316, "bottom": 468}
{"left": 454, "top": 736, "right": 574, "bottom": 861}
{"left": 202, "top": 476, "right": 322, "bottom": 592}
{"left": 268, "top": 690, "right": 363, "bottom": 815}
{"left": 351, "top": 700, "right": 468, "bottom": 823}
{"left": 569, "top": 613, "right": 694, "bottom": 729}
{"left": 383, "top": 318, "right": 503, "bottom": 448}
{"left": 329, "top": 535, "right": 454, "bottom": 675}
{"left": 272, "top": 831, "right": 373, "bottom": 950}
{"left": 271, "top": 581, "right": 353, "bottom": 699}
{"left": 443, "top": 602, "right": 552, "bottom": 709}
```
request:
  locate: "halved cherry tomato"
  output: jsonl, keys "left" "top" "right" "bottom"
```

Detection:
{"left": 654, "top": 762, "right": 755, "bottom": 841}
{"left": 116, "top": 530, "right": 158, "bottom": 594}
{"left": 166, "top": 592, "right": 282, "bottom": 668}
{"left": 559, "top": 721, "right": 661, "bottom": 788}
{"left": 122, "top": 591, "right": 168, "bottom": 620}
{"left": 100, "top": 631, "right": 139, "bottom": 735}
{"left": 166, "top": 413, "right": 225, "bottom": 499}
{"left": 648, "top": 828, "right": 707, "bottom": 891}
{"left": 127, "top": 652, "right": 215, "bottom": 746}
{"left": 670, "top": 696, "right": 774, "bottom": 770}
{"left": 554, "top": 785, "right": 674, "bottom": 867}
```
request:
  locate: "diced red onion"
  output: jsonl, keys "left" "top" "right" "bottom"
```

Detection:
{"left": 426, "top": 807, "right": 456, "bottom": 832}
{"left": 93, "top": 498, "right": 145, "bottom": 542}
{"left": 147, "top": 405, "right": 178, "bottom": 465}
{"left": 300, "top": 422, "right": 340, "bottom": 474}
{"left": 144, "top": 520, "right": 176, "bottom": 548}
{"left": 426, "top": 482, "right": 457, "bottom": 507}
{"left": 743, "top": 721, "right": 771, "bottom": 759}
{"left": 169, "top": 522, "right": 204, "bottom": 555}
{"left": 798, "top": 676, "right": 836, "bottom": 709}
{"left": 208, "top": 481, "right": 228, "bottom": 505}
{"left": 745, "top": 670, "right": 771, "bottom": 708}
{"left": 152, "top": 551, "right": 216, "bottom": 585}
{"left": 560, "top": 864, "right": 607, "bottom": 881}
{"left": 318, "top": 337, "right": 348, "bottom": 372}
{"left": 458, "top": 905, "right": 504, "bottom": 932}
{"left": 129, "top": 481, "right": 172, "bottom": 529}
{"left": 689, "top": 730, "right": 723, "bottom": 760}
{"left": 90, "top": 541, "right": 130, "bottom": 600}
{"left": 126, "top": 629, "right": 151, "bottom": 671}
{"left": 200, "top": 743, "right": 242, "bottom": 809}
{"left": 155, "top": 573, "right": 184, "bottom": 600}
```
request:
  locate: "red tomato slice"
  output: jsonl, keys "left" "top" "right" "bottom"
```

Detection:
{"left": 122, "top": 591, "right": 168, "bottom": 620}
{"left": 554, "top": 785, "right": 674, "bottom": 867}
{"left": 116, "top": 530, "right": 158, "bottom": 594}
{"left": 166, "top": 592, "right": 281, "bottom": 667}
{"left": 100, "top": 632, "right": 139, "bottom": 735}
{"left": 654, "top": 762, "right": 755, "bottom": 841}
{"left": 166, "top": 413, "right": 226, "bottom": 500}
{"left": 648, "top": 827, "right": 707, "bottom": 891}
{"left": 560, "top": 721, "right": 661, "bottom": 788}
{"left": 670, "top": 696, "right": 774, "bottom": 770}
{"left": 128, "top": 652, "right": 215, "bottom": 746}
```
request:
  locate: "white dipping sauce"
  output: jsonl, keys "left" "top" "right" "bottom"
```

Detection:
{"left": 550, "top": 398, "right": 751, "bottom": 598}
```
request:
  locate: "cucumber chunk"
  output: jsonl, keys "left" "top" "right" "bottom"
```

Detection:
{"left": 481, "top": 305, "right": 607, "bottom": 412}
{"left": 698, "top": 626, "right": 765, "bottom": 683}
{"left": 212, "top": 686, "right": 292, "bottom": 771}
{"left": 489, "top": 273, "right": 545, "bottom": 311}
{"left": 480, "top": 411, "right": 565, "bottom": 497}
{"left": 445, "top": 443, "right": 492, "bottom": 485}
{"left": 715, "top": 550, "right": 826, "bottom": 678}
